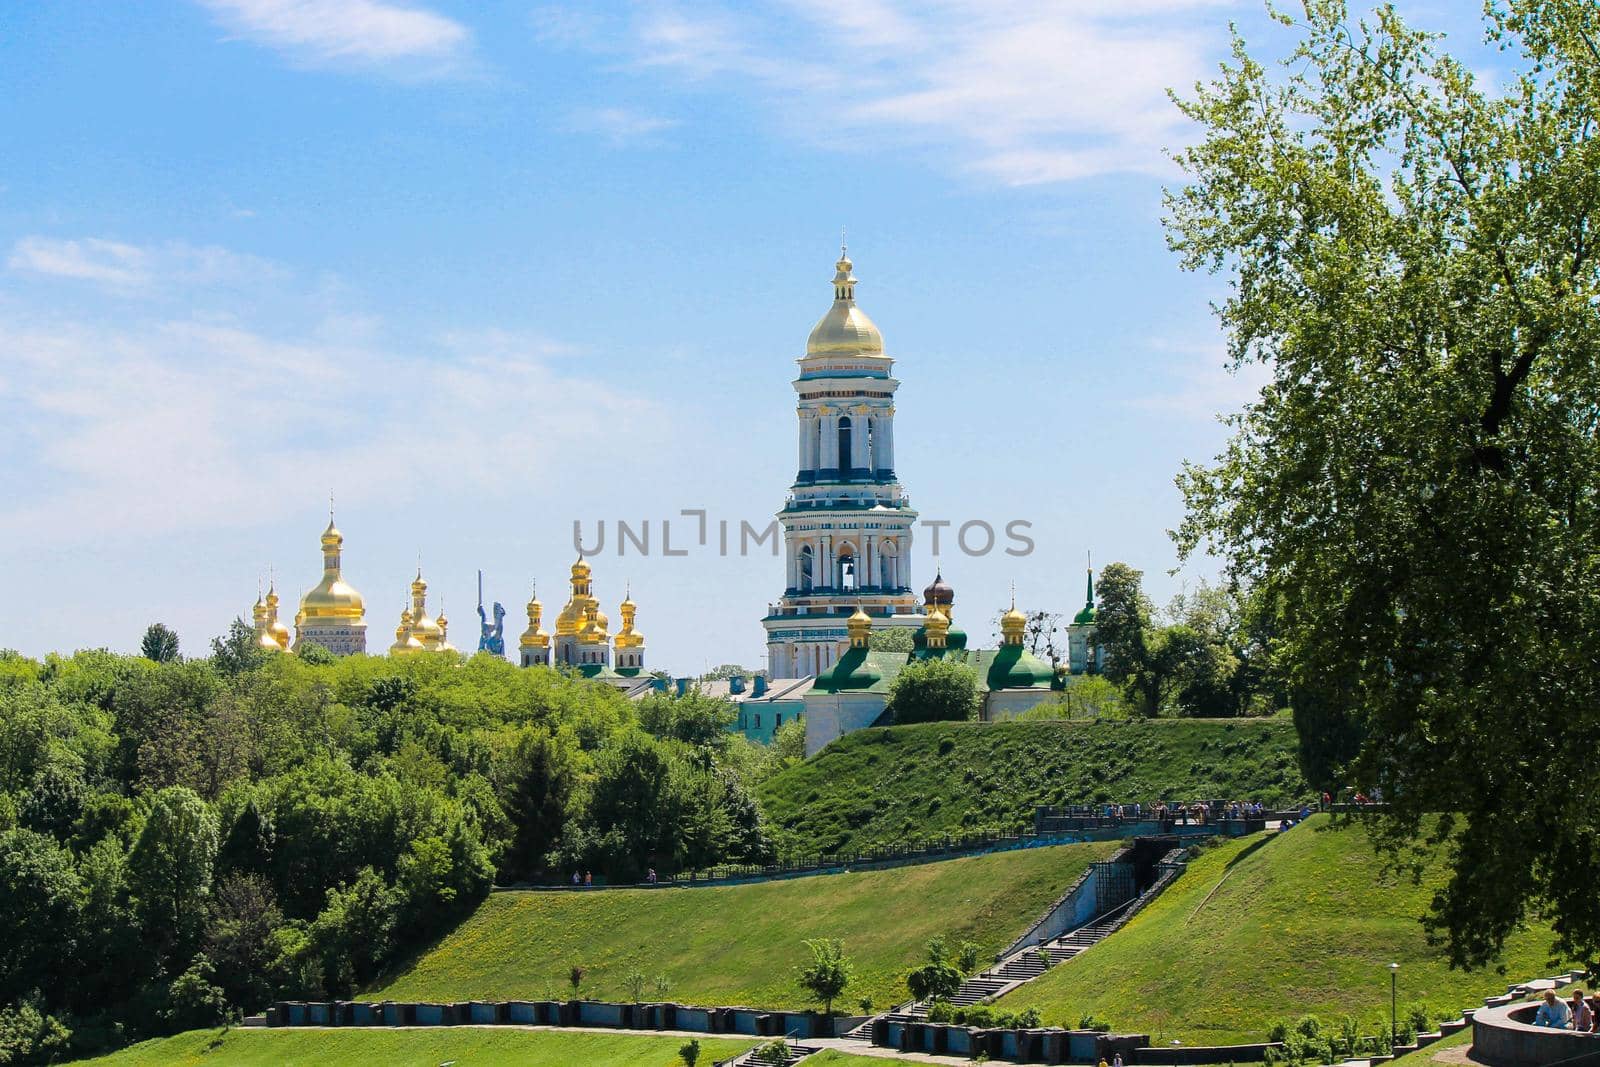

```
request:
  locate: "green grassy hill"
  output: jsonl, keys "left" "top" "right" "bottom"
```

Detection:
{"left": 760, "top": 718, "right": 1308, "bottom": 854}
{"left": 367, "top": 841, "right": 1119, "bottom": 1011}
{"left": 79, "top": 1028, "right": 753, "bottom": 1066}
{"left": 995, "top": 816, "right": 1560, "bottom": 1044}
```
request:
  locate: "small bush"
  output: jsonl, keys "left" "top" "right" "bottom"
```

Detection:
{"left": 927, "top": 998, "right": 956, "bottom": 1023}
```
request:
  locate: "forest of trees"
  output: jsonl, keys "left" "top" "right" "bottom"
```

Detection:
{"left": 0, "top": 626, "right": 798, "bottom": 1062}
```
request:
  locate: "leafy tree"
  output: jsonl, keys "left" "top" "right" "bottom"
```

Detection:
{"left": 1095, "top": 563, "right": 1167, "bottom": 715}
{"left": 956, "top": 940, "right": 981, "bottom": 975}
{"left": 499, "top": 728, "right": 580, "bottom": 882}
{"left": 637, "top": 690, "right": 736, "bottom": 748}
{"left": 566, "top": 731, "right": 687, "bottom": 881}
{"left": 568, "top": 964, "right": 585, "bottom": 998}
{"left": 905, "top": 936, "right": 963, "bottom": 1003}
{"left": 702, "top": 664, "right": 754, "bottom": 681}
{"left": 295, "top": 642, "right": 336, "bottom": 666}
{"left": 0, "top": 829, "right": 83, "bottom": 1005}
{"left": 204, "top": 872, "right": 283, "bottom": 1012}
{"left": 867, "top": 626, "right": 915, "bottom": 653}
{"left": 18, "top": 761, "right": 86, "bottom": 841}
{"left": 140, "top": 623, "right": 181, "bottom": 664}
{"left": 679, "top": 1037, "right": 701, "bottom": 1067}
{"left": 885, "top": 659, "right": 980, "bottom": 724}
{"left": 1167, "top": 0, "right": 1600, "bottom": 964}
{"left": 160, "top": 954, "right": 228, "bottom": 1031}
{"left": 208, "top": 618, "right": 266, "bottom": 677}
{"left": 797, "top": 938, "right": 852, "bottom": 1016}
{"left": 0, "top": 999, "right": 71, "bottom": 1066}
{"left": 127, "top": 786, "right": 219, "bottom": 967}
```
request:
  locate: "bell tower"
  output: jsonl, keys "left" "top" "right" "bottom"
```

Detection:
{"left": 762, "top": 245, "right": 918, "bottom": 678}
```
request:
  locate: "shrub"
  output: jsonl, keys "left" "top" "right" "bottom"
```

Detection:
{"left": 959, "top": 1006, "right": 996, "bottom": 1028}
{"left": 752, "top": 1039, "right": 790, "bottom": 1065}
{"left": 1077, "top": 1013, "right": 1112, "bottom": 1033}
{"left": 679, "top": 1037, "right": 701, "bottom": 1066}
{"left": 927, "top": 998, "right": 956, "bottom": 1023}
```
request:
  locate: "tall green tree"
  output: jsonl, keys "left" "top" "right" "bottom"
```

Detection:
{"left": 140, "top": 623, "right": 181, "bottom": 663}
{"left": 1168, "top": 0, "right": 1600, "bottom": 965}
{"left": 1095, "top": 563, "right": 1167, "bottom": 716}
{"left": 0, "top": 829, "right": 83, "bottom": 1005}
{"left": 128, "top": 786, "right": 219, "bottom": 967}
{"left": 499, "top": 728, "right": 580, "bottom": 882}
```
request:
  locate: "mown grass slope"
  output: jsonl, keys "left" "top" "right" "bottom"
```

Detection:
{"left": 368, "top": 841, "right": 1119, "bottom": 1011}
{"left": 78, "top": 1028, "right": 752, "bottom": 1066}
{"left": 760, "top": 718, "right": 1307, "bottom": 854}
{"left": 996, "top": 816, "right": 1560, "bottom": 1045}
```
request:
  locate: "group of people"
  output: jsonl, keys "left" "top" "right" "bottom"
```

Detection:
{"left": 1534, "top": 989, "right": 1597, "bottom": 1032}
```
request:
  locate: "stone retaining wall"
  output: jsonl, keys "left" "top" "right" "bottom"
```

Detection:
{"left": 264, "top": 998, "right": 835, "bottom": 1040}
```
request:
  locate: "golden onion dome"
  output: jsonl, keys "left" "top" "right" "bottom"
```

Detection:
{"left": 847, "top": 603, "right": 873, "bottom": 647}
{"left": 571, "top": 555, "right": 591, "bottom": 580}
{"left": 1001, "top": 595, "right": 1028, "bottom": 645}
{"left": 806, "top": 252, "right": 884, "bottom": 357}
{"left": 302, "top": 517, "right": 366, "bottom": 620}
{"left": 521, "top": 589, "right": 551, "bottom": 649}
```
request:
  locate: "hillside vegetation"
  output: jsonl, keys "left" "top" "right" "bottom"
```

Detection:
{"left": 996, "top": 816, "right": 1561, "bottom": 1044}
{"left": 367, "top": 841, "right": 1119, "bottom": 1011}
{"left": 79, "top": 1027, "right": 753, "bottom": 1066}
{"left": 760, "top": 718, "right": 1307, "bottom": 854}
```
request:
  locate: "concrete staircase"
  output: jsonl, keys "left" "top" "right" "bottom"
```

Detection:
{"left": 716, "top": 1041, "right": 822, "bottom": 1066}
{"left": 905, "top": 848, "right": 1191, "bottom": 1020}
{"left": 906, "top": 899, "right": 1137, "bottom": 1017}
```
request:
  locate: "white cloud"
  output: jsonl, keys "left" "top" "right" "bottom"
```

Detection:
{"left": 564, "top": 106, "right": 680, "bottom": 146}
{"left": 0, "top": 242, "right": 661, "bottom": 547}
{"left": 538, "top": 0, "right": 1234, "bottom": 184}
{"left": 8, "top": 236, "right": 287, "bottom": 293}
{"left": 1131, "top": 336, "right": 1272, "bottom": 420}
{"left": 196, "top": 0, "right": 471, "bottom": 73}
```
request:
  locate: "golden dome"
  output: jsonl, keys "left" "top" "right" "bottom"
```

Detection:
{"left": 615, "top": 589, "right": 644, "bottom": 649}
{"left": 520, "top": 587, "right": 551, "bottom": 649}
{"left": 571, "top": 556, "right": 592, "bottom": 580}
{"left": 301, "top": 516, "right": 366, "bottom": 620}
{"left": 407, "top": 570, "right": 444, "bottom": 648}
{"left": 924, "top": 606, "right": 950, "bottom": 650}
{"left": 1001, "top": 594, "right": 1028, "bottom": 646}
{"left": 847, "top": 603, "right": 873, "bottom": 648}
{"left": 265, "top": 585, "right": 291, "bottom": 651}
{"left": 390, "top": 607, "right": 424, "bottom": 656}
{"left": 806, "top": 252, "right": 885, "bottom": 357}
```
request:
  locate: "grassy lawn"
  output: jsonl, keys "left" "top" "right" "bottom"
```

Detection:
{"left": 76, "top": 1027, "right": 752, "bottom": 1066}
{"left": 368, "top": 841, "right": 1119, "bottom": 1011}
{"left": 760, "top": 718, "right": 1307, "bottom": 855}
{"left": 995, "top": 816, "right": 1561, "bottom": 1045}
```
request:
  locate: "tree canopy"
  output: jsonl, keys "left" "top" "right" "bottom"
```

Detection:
{"left": 1169, "top": 0, "right": 1600, "bottom": 966}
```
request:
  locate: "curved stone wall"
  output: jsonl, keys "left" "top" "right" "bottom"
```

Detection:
{"left": 1472, "top": 999, "right": 1600, "bottom": 1067}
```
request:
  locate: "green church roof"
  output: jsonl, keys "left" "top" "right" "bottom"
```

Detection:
{"left": 812, "top": 648, "right": 907, "bottom": 694}
{"left": 984, "top": 644, "right": 1057, "bottom": 690}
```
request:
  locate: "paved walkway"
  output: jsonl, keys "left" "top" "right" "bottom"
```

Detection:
{"left": 242, "top": 1021, "right": 970, "bottom": 1064}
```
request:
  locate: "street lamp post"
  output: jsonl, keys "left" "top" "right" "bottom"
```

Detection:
{"left": 1390, "top": 963, "right": 1401, "bottom": 1047}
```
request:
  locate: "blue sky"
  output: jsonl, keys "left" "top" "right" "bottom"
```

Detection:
{"left": 0, "top": 0, "right": 1494, "bottom": 671}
